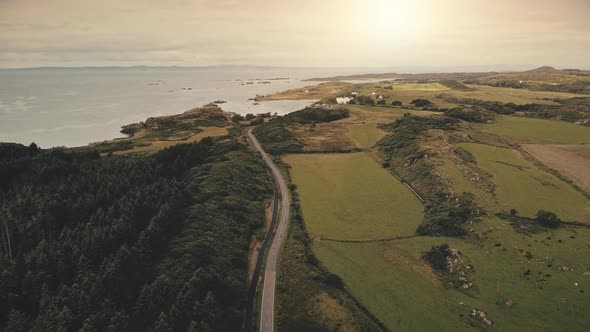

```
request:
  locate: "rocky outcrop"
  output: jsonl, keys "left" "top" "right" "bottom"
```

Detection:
{"left": 120, "top": 104, "right": 229, "bottom": 136}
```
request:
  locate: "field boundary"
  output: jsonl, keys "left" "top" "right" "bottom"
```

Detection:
{"left": 367, "top": 150, "right": 425, "bottom": 203}
{"left": 516, "top": 144, "right": 590, "bottom": 199}
{"left": 319, "top": 235, "right": 417, "bottom": 244}
{"left": 278, "top": 159, "right": 391, "bottom": 332}
{"left": 290, "top": 148, "right": 366, "bottom": 154}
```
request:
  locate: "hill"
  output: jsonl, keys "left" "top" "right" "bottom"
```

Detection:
{"left": 306, "top": 67, "right": 590, "bottom": 95}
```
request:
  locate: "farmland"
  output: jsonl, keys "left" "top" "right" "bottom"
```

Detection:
{"left": 286, "top": 141, "right": 590, "bottom": 330}
{"left": 260, "top": 79, "right": 590, "bottom": 114}
{"left": 483, "top": 115, "right": 590, "bottom": 144}
{"left": 459, "top": 143, "right": 590, "bottom": 221}
{"left": 284, "top": 152, "right": 423, "bottom": 240}
{"left": 314, "top": 218, "right": 590, "bottom": 331}
{"left": 346, "top": 123, "right": 387, "bottom": 149}
{"left": 271, "top": 69, "right": 590, "bottom": 331}
{"left": 522, "top": 144, "right": 590, "bottom": 192}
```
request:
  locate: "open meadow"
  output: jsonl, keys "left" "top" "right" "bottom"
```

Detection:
{"left": 284, "top": 152, "right": 423, "bottom": 240}
{"left": 314, "top": 218, "right": 590, "bottom": 331}
{"left": 522, "top": 144, "right": 590, "bottom": 192}
{"left": 346, "top": 123, "right": 388, "bottom": 149}
{"left": 483, "top": 115, "right": 590, "bottom": 144}
{"left": 458, "top": 143, "right": 590, "bottom": 221}
{"left": 284, "top": 111, "right": 590, "bottom": 330}
{"left": 269, "top": 69, "right": 590, "bottom": 331}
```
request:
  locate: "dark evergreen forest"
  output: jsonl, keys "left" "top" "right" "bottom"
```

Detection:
{"left": 0, "top": 138, "right": 272, "bottom": 331}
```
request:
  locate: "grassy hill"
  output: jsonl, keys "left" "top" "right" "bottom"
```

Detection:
{"left": 261, "top": 80, "right": 590, "bottom": 330}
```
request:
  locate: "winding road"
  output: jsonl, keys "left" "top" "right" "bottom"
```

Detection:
{"left": 247, "top": 128, "right": 290, "bottom": 332}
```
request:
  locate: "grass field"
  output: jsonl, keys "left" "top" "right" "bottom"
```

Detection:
{"left": 285, "top": 147, "right": 590, "bottom": 331}
{"left": 435, "top": 159, "right": 497, "bottom": 211}
{"left": 360, "top": 83, "right": 449, "bottom": 94}
{"left": 313, "top": 240, "right": 469, "bottom": 331}
{"left": 483, "top": 115, "right": 590, "bottom": 144}
{"left": 313, "top": 215, "right": 590, "bottom": 331}
{"left": 284, "top": 152, "right": 423, "bottom": 240}
{"left": 276, "top": 79, "right": 590, "bottom": 330}
{"left": 351, "top": 104, "right": 441, "bottom": 117}
{"left": 346, "top": 123, "right": 387, "bottom": 149}
{"left": 523, "top": 144, "right": 590, "bottom": 193}
{"left": 457, "top": 85, "right": 586, "bottom": 104}
{"left": 261, "top": 80, "right": 590, "bottom": 112}
{"left": 459, "top": 143, "right": 590, "bottom": 222}
{"left": 352, "top": 83, "right": 586, "bottom": 109}
{"left": 258, "top": 81, "right": 353, "bottom": 101}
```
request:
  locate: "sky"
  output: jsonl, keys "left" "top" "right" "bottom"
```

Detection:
{"left": 1, "top": 0, "right": 589, "bottom": 70}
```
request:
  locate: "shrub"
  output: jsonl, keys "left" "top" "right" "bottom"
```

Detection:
{"left": 536, "top": 210, "right": 560, "bottom": 228}
{"left": 356, "top": 95, "right": 376, "bottom": 106}
{"left": 410, "top": 99, "right": 433, "bottom": 107}
{"left": 391, "top": 100, "right": 403, "bottom": 106}
{"left": 423, "top": 244, "right": 452, "bottom": 272}
{"left": 252, "top": 121, "right": 304, "bottom": 154}
{"left": 285, "top": 107, "right": 349, "bottom": 124}
{"left": 417, "top": 192, "right": 481, "bottom": 237}
{"left": 250, "top": 118, "right": 264, "bottom": 126}
{"left": 377, "top": 116, "right": 484, "bottom": 237}
{"left": 444, "top": 107, "right": 495, "bottom": 123}
{"left": 439, "top": 80, "right": 473, "bottom": 91}
{"left": 323, "top": 272, "right": 344, "bottom": 290}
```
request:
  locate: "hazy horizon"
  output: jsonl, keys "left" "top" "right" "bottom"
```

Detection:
{"left": 2, "top": 64, "right": 589, "bottom": 73}
{"left": 1, "top": 0, "right": 589, "bottom": 69}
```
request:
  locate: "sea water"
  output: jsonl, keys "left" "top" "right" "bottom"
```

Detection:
{"left": 0, "top": 67, "right": 353, "bottom": 147}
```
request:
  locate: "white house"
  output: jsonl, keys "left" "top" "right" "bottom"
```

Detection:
{"left": 336, "top": 97, "right": 352, "bottom": 104}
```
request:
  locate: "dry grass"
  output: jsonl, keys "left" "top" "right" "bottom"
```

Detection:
{"left": 114, "top": 126, "right": 229, "bottom": 155}
{"left": 346, "top": 123, "right": 388, "bottom": 149}
{"left": 460, "top": 142, "right": 590, "bottom": 221}
{"left": 312, "top": 292, "right": 359, "bottom": 332}
{"left": 523, "top": 144, "right": 590, "bottom": 193}
{"left": 286, "top": 106, "right": 399, "bottom": 152}
{"left": 290, "top": 121, "right": 357, "bottom": 152}
{"left": 258, "top": 81, "right": 353, "bottom": 101}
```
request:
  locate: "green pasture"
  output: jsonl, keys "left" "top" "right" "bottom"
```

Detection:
{"left": 459, "top": 143, "right": 590, "bottom": 222}
{"left": 484, "top": 115, "right": 590, "bottom": 144}
{"left": 346, "top": 123, "right": 388, "bottom": 149}
{"left": 314, "top": 216, "right": 590, "bottom": 331}
{"left": 284, "top": 152, "right": 423, "bottom": 240}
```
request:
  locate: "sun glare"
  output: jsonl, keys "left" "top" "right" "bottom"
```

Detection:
{"left": 368, "top": 0, "right": 419, "bottom": 41}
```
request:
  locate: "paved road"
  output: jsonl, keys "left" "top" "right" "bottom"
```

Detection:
{"left": 247, "top": 128, "right": 290, "bottom": 332}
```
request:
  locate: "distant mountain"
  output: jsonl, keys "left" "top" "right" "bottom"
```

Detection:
{"left": 526, "top": 66, "right": 557, "bottom": 72}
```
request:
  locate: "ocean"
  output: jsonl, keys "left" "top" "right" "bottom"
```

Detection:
{"left": 0, "top": 67, "right": 357, "bottom": 148}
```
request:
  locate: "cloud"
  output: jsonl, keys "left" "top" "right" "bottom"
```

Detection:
{"left": 0, "top": 0, "right": 589, "bottom": 68}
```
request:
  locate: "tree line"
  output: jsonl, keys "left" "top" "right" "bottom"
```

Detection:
{"left": 0, "top": 137, "right": 272, "bottom": 331}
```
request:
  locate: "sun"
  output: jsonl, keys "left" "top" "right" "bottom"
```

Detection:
{"left": 376, "top": 3, "right": 412, "bottom": 29}
{"left": 367, "top": 0, "right": 419, "bottom": 40}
